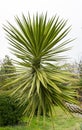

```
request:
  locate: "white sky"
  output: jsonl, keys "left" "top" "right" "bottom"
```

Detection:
{"left": 0, "top": 0, "right": 82, "bottom": 62}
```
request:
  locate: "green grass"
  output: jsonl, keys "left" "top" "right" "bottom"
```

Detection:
{"left": 0, "top": 106, "right": 82, "bottom": 130}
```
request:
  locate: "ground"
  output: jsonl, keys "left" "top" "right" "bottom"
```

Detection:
{"left": 0, "top": 106, "right": 82, "bottom": 130}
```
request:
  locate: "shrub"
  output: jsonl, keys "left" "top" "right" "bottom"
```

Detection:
{"left": 0, "top": 93, "right": 23, "bottom": 126}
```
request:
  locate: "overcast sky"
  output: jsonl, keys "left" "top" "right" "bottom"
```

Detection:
{"left": 0, "top": 0, "right": 82, "bottom": 62}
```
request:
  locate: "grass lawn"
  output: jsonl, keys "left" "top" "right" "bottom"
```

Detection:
{"left": 0, "top": 106, "right": 82, "bottom": 130}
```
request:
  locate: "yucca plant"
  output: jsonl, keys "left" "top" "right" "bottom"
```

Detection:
{"left": 3, "top": 13, "right": 78, "bottom": 123}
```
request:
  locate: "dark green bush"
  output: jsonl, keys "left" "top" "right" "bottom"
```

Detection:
{"left": 0, "top": 93, "right": 23, "bottom": 126}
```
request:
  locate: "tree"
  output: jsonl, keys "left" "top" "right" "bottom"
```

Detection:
{"left": 0, "top": 55, "right": 16, "bottom": 87}
{"left": 78, "top": 60, "right": 82, "bottom": 77}
{"left": 3, "top": 13, "right": 78, "bottom": 123}
{"left": 77, "top": 60, "right": 82, "bottom": 102}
